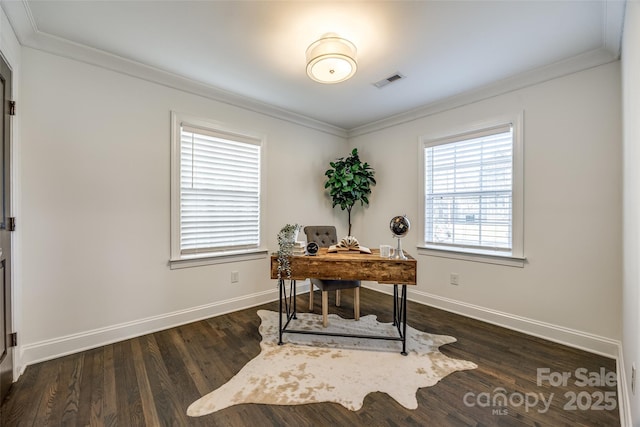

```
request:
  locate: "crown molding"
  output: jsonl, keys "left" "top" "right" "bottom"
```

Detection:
{"left": 349, "top": 0, "right": 625, "bottom": 136}
{"left": 0, "top": 0, "right": 348, "bottom": 138}
{"left": 348, "top": 47, "right": 619, "bottom": 138}
{"left": 1, "top": 0, "right": 625, "bottom": 139}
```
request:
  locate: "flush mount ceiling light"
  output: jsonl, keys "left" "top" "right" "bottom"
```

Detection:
{"left": 306, "top": 34, "right": 357, "bottom": 84}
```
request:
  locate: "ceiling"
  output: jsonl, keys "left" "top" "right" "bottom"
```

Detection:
{"left": 1, "top": 1, "right": 626, "bottom": 133}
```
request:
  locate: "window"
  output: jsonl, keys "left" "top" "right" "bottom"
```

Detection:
{"left": 170, "top": 112, "right": 265, "bottom": 266}
{"left": 420, "top": 115, "right": 524, "bottom": 264}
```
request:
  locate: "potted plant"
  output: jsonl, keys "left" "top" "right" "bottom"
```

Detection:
{"left": 324, "top": 148, "right": 376, "bottom": 236}
{"left": 276, "top": 223, "right": 300, "bottom": 280}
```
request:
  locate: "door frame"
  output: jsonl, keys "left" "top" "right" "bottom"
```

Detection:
{"left": 0, "top": 51, "right": 14, "bottom": 403}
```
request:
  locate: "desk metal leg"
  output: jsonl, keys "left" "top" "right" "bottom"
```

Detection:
{"left": 393, "top": 285, "right": 398, "bottom": 326}
{"left": 392, "top": 284, "right": 408, "bottom": 355}
{"left": 293, "top": 279, "right": 297, "bottom": 320}
{"left": 401, "top": 284, "right": 407, "bottom": 356}
{"left": 278, "top": 279, "right": 284, "bottom": 345}
{"left": 281, "top": 279, "right": 409, "bottom": 355}
{"left": 279, "top": 279, "right": 297, "bottom": 346}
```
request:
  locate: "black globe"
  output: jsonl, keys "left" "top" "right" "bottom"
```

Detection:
{"left": 390, "top": 215, "right": 410, "bottom": 238}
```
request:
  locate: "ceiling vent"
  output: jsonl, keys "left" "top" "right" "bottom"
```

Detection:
{"left": 373, "top": 72, "right": 406, "bottom": 88}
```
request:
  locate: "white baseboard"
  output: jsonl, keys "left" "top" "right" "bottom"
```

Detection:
{"left": 17, "top": 282, "right": 622, "bottom": 387}
{"left": 366, "top": 284, "right": 631, "bottom": 425}
{"left": 19, "top": 286, "right": 292, "bottom": 371}
{"left": 364, "top": 283, "right": 621, "bottom": 358}
{"left": 616, "top": 347, "right": 633, "bottom": 427}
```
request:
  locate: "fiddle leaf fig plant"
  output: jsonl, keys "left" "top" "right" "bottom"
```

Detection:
{"left": 324, "top": 148, "right": 376, "bottom": 236}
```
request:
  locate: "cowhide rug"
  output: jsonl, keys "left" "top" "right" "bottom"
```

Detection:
{"left": 187, "top": 309, "right": 476, "bottom": 417}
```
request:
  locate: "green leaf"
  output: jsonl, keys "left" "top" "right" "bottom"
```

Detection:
{"left": 324, "top": 147, "right": 375, "bottom": 225}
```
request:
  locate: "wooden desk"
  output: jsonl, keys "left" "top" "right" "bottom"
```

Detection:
{"left": 270, "top": 248, "right": 416, "bottom": 284}
{"left": 270, "top": 248, "right": 417, "bottom": 354}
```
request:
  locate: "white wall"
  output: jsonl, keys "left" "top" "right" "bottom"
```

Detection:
{"left": 350, "top": 62, "right": 622, "bottom": 354}
{"left": 18, "top": 47, "right": 347, "bottom": 367}
{"left": 17, "top": 37, "right": 624, "bottom": 380}
{"left": 622, "top": 1, "right": 640, "bottom": 424}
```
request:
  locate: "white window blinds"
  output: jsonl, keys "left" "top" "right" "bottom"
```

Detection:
{"left": 180, "top": 124, "right": 261, "bottom": 255}
{"left": 424, "top": 124, "right": 513, "bottom": 252}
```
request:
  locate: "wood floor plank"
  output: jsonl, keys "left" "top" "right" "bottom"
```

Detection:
{"left": 38, "top": 354, "right": 72, "bottom": 426}
{"left": 0, "top": 359, "right": 41, "bottom": 426}
{"left": 102, "top": 345, "right": 117, "bottom": 427}
{"left": 113, "top": 340, "right": 143, "bottom": 426}
{"left": 169, "top": 325, "right": 212, "bottom": 396}
{"left": 139, "top": 333, "right": 191, "bottom": 427}
{"left": 151, "top": 328, "right": 213, "bottom": 427}
{"left": 76, "top": 347, "right": 102, "bottom": 426}
{"left": 131, "top": 338, "right": 161, "bottom": 427}
{"left": 0, "top": 288, "right": 621, "bottom": 426}
{"left": 61, "top": 353, "right": 83, "bottom": 425}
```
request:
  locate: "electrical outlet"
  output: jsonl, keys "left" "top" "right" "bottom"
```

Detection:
{"left": 231, "top": 271, "right": 239, "bottom": 283}
{"left": 632, "top": 364, "right": 636, "bottom": 395}
{"left": 450, "top": 273, "right": 459, "bottom": 286}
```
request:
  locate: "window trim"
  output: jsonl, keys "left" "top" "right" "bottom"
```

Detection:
{"left": 169, "top": 111, "right": 268, "bottom": 267}
{"left": 418, "top": 112, "right": 525, "bottom": 266}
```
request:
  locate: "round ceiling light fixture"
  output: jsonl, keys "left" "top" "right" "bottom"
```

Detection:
{"left": 306, "top": 34, "right": 357, "bottom": 84}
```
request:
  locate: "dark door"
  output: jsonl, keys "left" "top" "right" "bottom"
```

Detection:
{"left": 0, "top": 53, "right": 13, "bottom": 403}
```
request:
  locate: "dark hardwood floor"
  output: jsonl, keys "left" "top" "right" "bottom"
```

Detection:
{"left": 0, "top": 288, "right": 620, "bottom": 426}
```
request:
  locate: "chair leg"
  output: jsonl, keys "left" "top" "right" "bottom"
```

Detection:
{"left": 309, "top": 283, "right": 314, "bottom": 311}
{"left": 354, "top": 287, "right": 360, "bottom": 321}
{"left": 335, "top": 289, "right": 341, "bottom": 306}
{"left": 322, "top": 291, "right": 328, "bottom": 327}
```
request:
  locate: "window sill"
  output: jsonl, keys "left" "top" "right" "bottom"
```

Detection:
{"left": 169, "top": 248, "right": 269, "bottom": 269}
{"left": 417, "top": 245, "right": 526, "bottom": 267}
